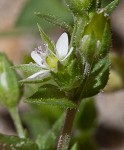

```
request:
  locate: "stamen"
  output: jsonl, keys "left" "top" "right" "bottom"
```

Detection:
{"left": 34, "top": 46, "right": 45, "bottom": 54}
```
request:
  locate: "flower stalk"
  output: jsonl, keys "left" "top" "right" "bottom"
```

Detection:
{"left": 9, "top": 107, "right": 25, "bottom": 138}
{"left": 57, "top": 108, "right": 78, "bottom": 150}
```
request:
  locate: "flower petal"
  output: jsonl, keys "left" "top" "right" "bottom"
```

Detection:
{"left": 56, "top": 32, "right": 68, "bottom": 59}
{"left": 28, "top": 70, "right": 49, "bottom": 79}
{"left": 31, "top": 51, "right": 47, "bottom": 68}
{"left": 61, "top": 47, "right": 73, "bottom": 61}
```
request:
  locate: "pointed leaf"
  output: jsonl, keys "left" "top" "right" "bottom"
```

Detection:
{"left": 37, "top": 23, "right": 55, "bottom": 52}
{"left": 25, "top": 85, "right": 77, "bottom": 109}
{"left": 35, "top": 12, "right": 72, "bottom": 33}
{"left": 0, "top": 133, "right": 39, "bottom": 150}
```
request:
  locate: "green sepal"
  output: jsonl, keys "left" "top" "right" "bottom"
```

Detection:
{"left": 51, "top": 58, "right": 83, "bottom": 91}
{"left": 84, "top": 12, "right": 107, "bottom": 40}
{"left": 80, "top": 32, "right": 97, "bottom": 64}
{"left": 73, "top": 15, "right": 89, "bottom": 47}
{"left": 14, "top": 63, "right": 42, "bottom": 75}
{"left": 14, "top": 63, "right": 51, "bottom": 84}
{"left": 25, "top": 85, "right": 77, "bottom": 109}
{"left": 0, "top": 133, "right": 39, "bottom": 150}
{"left": 104, "top": 0, "right": 120, "bottom": 16}
{"left": 36, "top": 114, "right": 64, "bottom": 150}
{"left": 0, "top": 53, "right": 21, "bottom": 108}
{"left": 19, "top": 73, "right": 51, "bottom": 84}
{"left": 37, "top": 23, "right": 55, "bottom": 53}
{"left": 97, "top": 22, "right": 111, "bottom": 58}
{"left": 35, "top": 12, "right": 72, "bottom": 33}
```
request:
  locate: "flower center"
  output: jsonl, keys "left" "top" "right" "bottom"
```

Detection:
{"left": 46, "top": 55, "right": 58, "bottom": 69}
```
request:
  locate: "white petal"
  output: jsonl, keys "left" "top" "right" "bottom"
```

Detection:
{"left": 31, "top": 51, "right": 47, "bottom": 68}
{"left": 56, "top": 32, "right": 68, "bottom": 59}
{"left": 61, "top": 47, "right": 73, "bottom": 61}
{"left": 28, "top": 70, "right": 49, "bottom": 79}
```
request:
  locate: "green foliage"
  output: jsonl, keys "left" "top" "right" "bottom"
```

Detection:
{"left": 36, "top": 114, "right": 64, "bottom": 150}
{"left": 11, "top": 0, "right": 118, "bottom": 150}
{"left": 0, "top": 53, "right": 21, "bottom": 108}
{"left": 25, "top": 85, "right": 77, "bottom": 109}
{"left": 0, "top": 133, "right": 38, "bottom": 150}
{"left": 51, "top": 58, "right": 83, "bottom": 91}
{"left": 75, "top": 98, "right": 97, "bottom": 130}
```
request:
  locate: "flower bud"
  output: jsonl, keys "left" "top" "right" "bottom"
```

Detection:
{"left": 0, "top": 53, "right": 21, "bottom": 108}
{"left": 65, "top": 0, "right": 92, "bottom": 16}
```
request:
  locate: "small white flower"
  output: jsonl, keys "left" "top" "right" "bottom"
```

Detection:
{"left": 56, "top": 32, "right": 73, "bottom": 61}
{"left": 28, "top": 32, "right": 73, "bottom": 79}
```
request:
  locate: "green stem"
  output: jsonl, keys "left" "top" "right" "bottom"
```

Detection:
{"left": 57, "top": 108, "right": 77, "bottom": 150}
{"left": 9, "top": 107, "right": 25, "bottom": 138}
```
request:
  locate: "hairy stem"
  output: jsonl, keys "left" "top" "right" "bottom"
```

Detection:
{"left": 9, "top": 107, "right": 25, "bottom": 138}
{"left": 57, "top": 108, "right": 77, "bottom": 150}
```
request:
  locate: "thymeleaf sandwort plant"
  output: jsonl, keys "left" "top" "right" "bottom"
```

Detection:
{"left": 0, "top": 0, "right": 120, "bottom": 150}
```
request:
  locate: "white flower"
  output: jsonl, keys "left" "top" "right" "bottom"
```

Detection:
{"left": 28, "top": 32, "right": 73, "bottom": 79}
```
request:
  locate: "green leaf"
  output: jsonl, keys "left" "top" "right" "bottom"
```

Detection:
{"left": 104, "top": 0, "right": 120, "bottom": 15}
{"left": 0, "top": 53, "right": 21, "bottom": 108}
{"left": 74, "top": 98, "right": 98, "bottom": 150}
{"left": 25, "top": 85, "right": 77, "bottom": 109}
{"left": 75, "top": 98, "right": 97, "bottom": 130}
{"left": 35, "top": 12, "right": 72, "bottom": 33}
{"left": 36, "top": 114, "right": 64, "bottom": 150}
{"left": 37, "top": 24, "right": 55, "bottom": 52}
{"left": 0, "top": 133, "right": 39, "bottom": 150}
